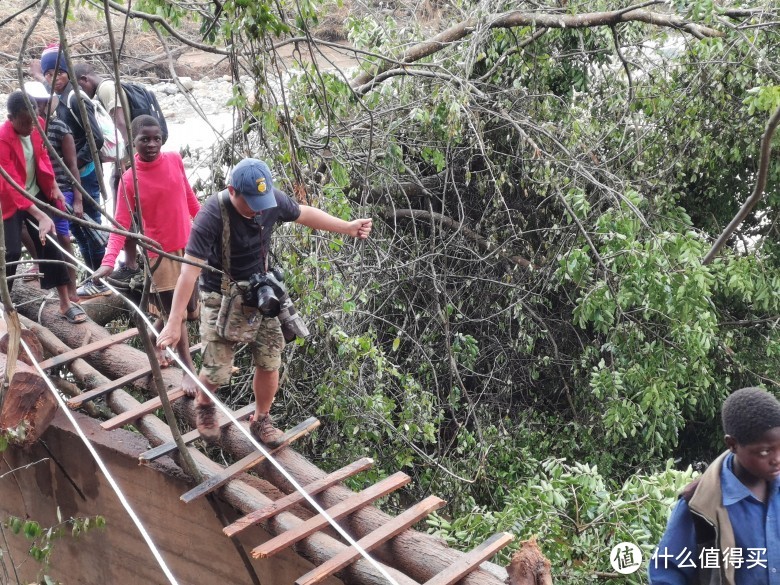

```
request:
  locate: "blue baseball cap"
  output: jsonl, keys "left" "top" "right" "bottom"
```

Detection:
{"left": 229, "top": 158, "right": 277, "bottom": 212}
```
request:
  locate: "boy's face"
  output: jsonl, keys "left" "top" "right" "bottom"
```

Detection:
{"left": 44, "top": 69, "right": 69, "bottom": 94}
{"left": 134, "top": 125, "right": 162, "bottom": 162}
{"left": 726, "top": 426, "right": 780, "bottom": 484}
{"left": 9, "top": 110, "right": 34, "bottom": 137}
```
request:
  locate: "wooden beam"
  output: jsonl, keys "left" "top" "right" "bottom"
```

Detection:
{"left": 423, "top": 532, "right": 514, "bottom": 585}
{"left": 100, "top": 388, "right": 186, "bottom": 431}
{"left": 180, "top": 417, "right": 321, "bottom": 503}
{"left": 37, "top": 327, "right": 138, "bottom": 370}
{"left": 296, "top": 495, "right": 447, "bottom": 585}
{"left": 139, "top": 403, "right": 255, "bottom": 463}
{"left": 67, "top": 343, "right": 202, "bottom": 408}
{"left": 252, "top": 471, "right": 411, "bottom": 559}
{"left": 223, "top": 457, "right": 375, "bottom": 538}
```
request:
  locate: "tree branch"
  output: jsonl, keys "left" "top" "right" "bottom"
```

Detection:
{"left": 351, "top": 4, "right": 722, "bottom": 89}
{"left": 702, "top": 103, "right": 780, "bottom": 264}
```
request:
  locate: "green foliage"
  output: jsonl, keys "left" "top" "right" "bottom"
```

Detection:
{"left": 428, "top": 458, "right": 695, "bottom": 583}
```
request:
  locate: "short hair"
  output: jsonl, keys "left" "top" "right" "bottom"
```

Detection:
{"left": 73, "top": 62, "right": 96, "bottom": 79}
{"left": 7, "top": 90, "right": 31, "bottom": 117}
{"left": 722, "top": 387, "right": 780, "bottom": 444}
{"left": 131, "top": 114, "right": 160, "bottom": 138}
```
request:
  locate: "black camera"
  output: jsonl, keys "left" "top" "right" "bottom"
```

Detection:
{"left": 244, "top": 268, "right": 287, "bottom": 317}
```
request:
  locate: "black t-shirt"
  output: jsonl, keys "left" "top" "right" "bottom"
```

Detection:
{"left": 186, "top": 188, "right": 301, "bottom": 293}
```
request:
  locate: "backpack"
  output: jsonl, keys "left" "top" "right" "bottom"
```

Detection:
{"left": 120, "top": 82, "right": 169, "bottom": 144}
{"left": 66, "top": 90, "right": 124, "bottom": 163}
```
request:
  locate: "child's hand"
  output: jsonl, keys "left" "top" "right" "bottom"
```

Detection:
{"left": 37, "top": 216, "right": 55, "bottom": 244}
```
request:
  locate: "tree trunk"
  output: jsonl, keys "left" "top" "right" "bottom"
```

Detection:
{"left": 0, "top": 354, "right": 57, "bottom": 446}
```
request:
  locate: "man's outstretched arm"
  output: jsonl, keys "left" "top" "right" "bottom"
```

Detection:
{"left": 295, "top": 206, "right": 372, "bottom": 239}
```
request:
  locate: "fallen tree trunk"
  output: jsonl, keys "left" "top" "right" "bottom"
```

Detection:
{"left": 13, "top": 282, "right": 509, "bottom": 585}
{"left": 0, "top": 319, "right": 56, "bottom": 445}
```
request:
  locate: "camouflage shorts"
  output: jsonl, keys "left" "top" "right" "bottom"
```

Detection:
{"left": 199, "top": 291, "right": 285, "bottom": 385}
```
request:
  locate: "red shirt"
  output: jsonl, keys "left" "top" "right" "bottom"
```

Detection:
{"left": 0, "top": 118, "right": 57, "bottom": 220}
{"left": 102, "top": 151, "right": 200, "bottom": 268}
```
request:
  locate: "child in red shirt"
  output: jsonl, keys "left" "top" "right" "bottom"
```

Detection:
{"left": 92, "top": 115, "right": 200, "bottom": 391}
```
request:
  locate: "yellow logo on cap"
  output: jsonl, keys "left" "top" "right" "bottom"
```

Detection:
{"left": 257, "top": 177, "right": 267, "bottom": 193}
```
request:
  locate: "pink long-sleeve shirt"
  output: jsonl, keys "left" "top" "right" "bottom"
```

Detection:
{"left": 101, "top": 151, "right": 200, "bottom": 268}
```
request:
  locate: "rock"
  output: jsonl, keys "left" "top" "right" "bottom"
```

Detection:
{"left": 178, "top": 76, "right": 195, "bottom": 91}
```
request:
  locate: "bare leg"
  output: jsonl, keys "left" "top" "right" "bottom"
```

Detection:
{"left": 177, "top": 320, "right": 199, "bottom": 396}
{"left": 252, "top": 367, "right": 279, "bottom": 421}
{"left": 56, "top": 234, "right": 79, "bottom": 302}
{"left": 56, "top": 284, "right": 85, "bottom": 322}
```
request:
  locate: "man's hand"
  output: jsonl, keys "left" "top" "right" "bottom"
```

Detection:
{"left": 92, "top": 265, "right": 112, "bottom": 283}
{"left": 157, "top": 322, "right": 182, "bottom": 352}
{"left": 349, "top": 218, "right": 372, "bottom": 239}
{"left": 37, "top": 216, "right": 56, "bottom": 244}
{"left": 52, "top": 187, "right": 66, "bottom": 212}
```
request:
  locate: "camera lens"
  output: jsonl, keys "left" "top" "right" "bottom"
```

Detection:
{"left": 256, "top": 285, "right": 281, "bottom": 317}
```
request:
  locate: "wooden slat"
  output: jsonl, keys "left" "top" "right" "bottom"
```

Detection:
{"left": 139, "top": 402, "right": 255, "bottom": 463}
{"left": 38, "top": 328, "right": 138, "bottom": 370}
{"left": 252, "top": 471, "right": 411, "bottom": 559}
{"left": 296, "top": 495, "right": 446, "bottom": 585}
{"left": 100, "top": 388, "right": 186, "bottom": 431}
{"left": 223, "top": 457, "right": 375, "bottom": 538}
{"left": 422, "top": 532, "right": 514, "bottom": 585}
{"left": 67, "top": 343, "right": 202, "bottom": 408}
{"left": 180, "top": 417, "right": 321, "bottom": 503}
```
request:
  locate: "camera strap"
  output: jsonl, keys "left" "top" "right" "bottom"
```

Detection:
{"left": 217, "top": 190, "right": 234, "bottom": 296}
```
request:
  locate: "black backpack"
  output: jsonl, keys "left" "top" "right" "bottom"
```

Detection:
{"left": 120, "top": 82, "right": 169, "bottom": 144}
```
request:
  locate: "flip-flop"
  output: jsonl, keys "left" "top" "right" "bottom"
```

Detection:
{"left": 61, "top": 304, "right": 87, "bottom": 324}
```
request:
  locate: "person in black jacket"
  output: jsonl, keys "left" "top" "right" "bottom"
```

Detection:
{"left": 40, "top": 45, "right": 109, "bottom": 297}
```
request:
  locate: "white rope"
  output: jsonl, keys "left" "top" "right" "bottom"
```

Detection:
{"left": 30, "top": 226, "right": 401, "bottom": 585}
{"left": 0, "top": 309, "right": 179, "bottom": 585}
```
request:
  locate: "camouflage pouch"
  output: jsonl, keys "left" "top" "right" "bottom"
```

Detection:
{"left": 215, "top": 281, "right": 262, "bottom": 344}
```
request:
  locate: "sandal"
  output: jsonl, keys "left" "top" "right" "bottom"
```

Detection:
{"left": 249, "top": 413, "right": 284, "bottom": 447}
{"left": 22, "top": 265, "right": 41, "bottom": 281}
{"left": 60, "top": 304, "right": 87, "bottom": 324}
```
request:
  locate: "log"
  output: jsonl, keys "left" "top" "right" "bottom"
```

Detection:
{"left": 0, "top": 353, "right": 58, "bottom": 446}
{"left": 12, "top": 281, "right": 509, "bottom": 585}
{"left": 506, "top": 538, "right": 553, "bottom": 585}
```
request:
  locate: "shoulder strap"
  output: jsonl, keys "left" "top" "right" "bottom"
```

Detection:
{"left": 217, "top": 190, "right": 232, "bottom": 294}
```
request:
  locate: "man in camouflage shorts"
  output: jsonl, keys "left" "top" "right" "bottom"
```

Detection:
{"left": 157, "top": 159, "right": 372, "bottom": 444}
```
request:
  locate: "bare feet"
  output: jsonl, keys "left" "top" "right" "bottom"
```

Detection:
{"left": 196, "top": 401, "right": 220, "bottom": 440}
{"left": 181, "top": 373, "right": 199, "bottom": 398}
{"left": 155, "top": 345, "right": 172, "bottom": 367}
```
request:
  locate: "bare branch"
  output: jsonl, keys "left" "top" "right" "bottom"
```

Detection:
{"left": 351, "top": 4, "right": 722, "bottom": 89}
{"left": 702, "top": 103, "right": 780, "bottom": 264}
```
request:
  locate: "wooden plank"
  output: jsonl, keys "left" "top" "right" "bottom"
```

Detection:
{"left": 67, "top": 343, "right": 202, "bottom": 408}
{"left": 139, "top": 402, "right": 255, "bottom": 463}
{"left": 422, "top": 532, "right": 514, "bottom": 585}
{"left": 296, "top": 495, "right": 446, "bottom": 585}
{"left": 38, "top": 328, "right": 138, "bottom": 370}
{"left": 100, "top": 388, "right": 186, "bottom": 431}
{"left": 251, "top": 471, "right": 411, "bottom": 559}
{"left": 180, "top": 417, "right": 321, "bottom": 503}
{"left": 223, "top": 457, "right": 375, "bottom": 538}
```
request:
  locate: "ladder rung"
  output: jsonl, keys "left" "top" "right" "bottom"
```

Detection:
{"left": 251, "top": 471, "right": 411, "bottom": 559}
{"left": 296, "top": 495, "right": 446, "bottom": 585}
{"left": 68, "top": 343, "right": 202, "bottom": 408}
{"left": 100, "top": 388, "right": 186, "bottom": 431}
{"left": 223, "top": 456, "right": 374, "bottom": 538}
{"left": 140, "top": 402, "right": 255, "bottom": 462}
{"left": 180, "top": 417, "right": 321, "bottom": 503}
{"left": 38, "top": 328, "right": 138, "bottom": 370}
{"left": 423, "top": 532, "right": 514, "bottom": 585}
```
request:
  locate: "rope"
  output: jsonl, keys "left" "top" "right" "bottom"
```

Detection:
{"left": 24, "top": 225, "right": 401, "bottom": 585}
{"left": 0, "top": 310, "right": 180, "bottom": 585}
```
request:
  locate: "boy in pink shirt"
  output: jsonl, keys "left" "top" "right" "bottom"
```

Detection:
{"left": 92, "top": 115, "right": 200, "bottom": 392}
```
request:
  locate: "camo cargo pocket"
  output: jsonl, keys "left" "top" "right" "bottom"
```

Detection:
{"left": 215, "top": 283, "right": 262, "bottom": 343}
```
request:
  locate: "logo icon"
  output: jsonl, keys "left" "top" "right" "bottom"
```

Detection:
{"left": 611, "top": 542, "right": 642, "bottom": 574}
{"left": 256, "top": 177, "right": 267, "bottom": 193}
